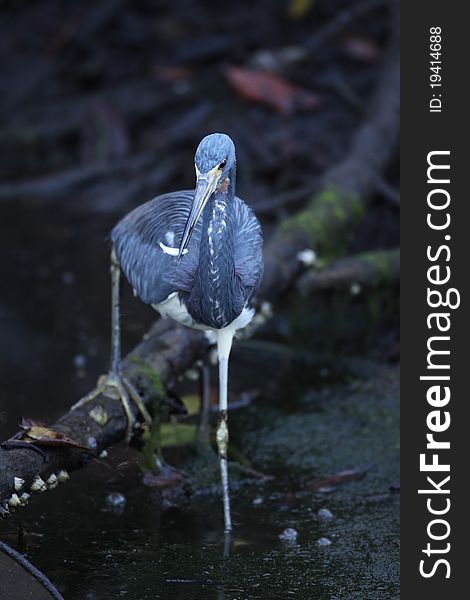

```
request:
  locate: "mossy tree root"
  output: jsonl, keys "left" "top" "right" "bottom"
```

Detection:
{"left": 297, "top": 248, "right": 400, "bottom": 294}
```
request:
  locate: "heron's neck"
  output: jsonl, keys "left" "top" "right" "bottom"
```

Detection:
{"left": 190, "top": 172, "right": 240, "bottom": 328}
{"left": 200, "top": 175, "right": 236, "bottom": 269}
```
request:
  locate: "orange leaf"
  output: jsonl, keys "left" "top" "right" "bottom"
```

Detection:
{"left": 225, "top": 66, "right": 320, "bottom": 116}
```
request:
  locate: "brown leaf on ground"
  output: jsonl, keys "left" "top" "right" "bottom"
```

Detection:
{"left": 225, "top": 66, "right": 321, "bottom": 116}
{"left": 305, "top": 465, "right": 372, "bottom": 492}
{"left": 142, "top": 469, "right": 185, "bottom": 490}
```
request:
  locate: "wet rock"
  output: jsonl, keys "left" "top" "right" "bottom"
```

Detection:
{"left": 317, "top": 508, "right": 334, "bottom": 521}
{"left": 279, "top": 527, "right": 298, "bottom": 543}
{"left": 87, "top": 436, "right": 98, "bottom": 451}
{"left": 106, "top": 492, "right": 126, "bottom": 509}
{"left": 317, "top": 537, "right": 332, "bottom": 546}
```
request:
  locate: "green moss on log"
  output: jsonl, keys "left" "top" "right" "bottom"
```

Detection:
{"left": 129, "top": 358, "right": 165, "bottom": 398}
{"left": 280, "top": 186, "right": 365, "bottom": 258}
{"left": 140, "top": 410, "right": 164, "bottom": 473}
{"left": 129, "top": 358, "right": 166, "bottom": 472}
{"left": 359, "top": 248, "right": 400, "bottom": 285}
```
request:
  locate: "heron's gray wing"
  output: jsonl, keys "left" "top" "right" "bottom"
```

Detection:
{"left": 111, "top": 190, "right": 200, "bottom": 305}
{"left": 233, "top": 197, "right": 264, "bottom": 302}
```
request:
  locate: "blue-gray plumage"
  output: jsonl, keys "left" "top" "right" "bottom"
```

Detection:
{"left": 111, "top": 133, "right": 263, "bottom": 332}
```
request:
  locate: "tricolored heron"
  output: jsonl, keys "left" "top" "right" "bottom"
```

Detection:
{"left": 73, "top": 133, "right": 264, "bottom": 532}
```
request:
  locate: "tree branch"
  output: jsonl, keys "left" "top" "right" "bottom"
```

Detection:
{"left": 297, "top": 248, "right": 400, "bottom": 294}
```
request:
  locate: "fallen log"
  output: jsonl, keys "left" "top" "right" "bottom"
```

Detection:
{"left": 0, "top": 319, "right": 206, "bottom": 517}
{"left": 297, "top": 248, "right": 400, "bottom": 294}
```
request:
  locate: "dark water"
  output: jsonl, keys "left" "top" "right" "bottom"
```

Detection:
{"left": 0, "top": 202, "right": 399, "bottom": 599}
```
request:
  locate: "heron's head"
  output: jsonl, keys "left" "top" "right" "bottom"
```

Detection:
{"left": 194, "top": 133, "right": 236, "bottom": 176}
{"left": 178, "top": 133, "right": 236, "bottom": 259}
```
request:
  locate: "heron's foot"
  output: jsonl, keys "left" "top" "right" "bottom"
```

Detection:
{"left": 71, "top": 371, "right": 152, "bottom": 442}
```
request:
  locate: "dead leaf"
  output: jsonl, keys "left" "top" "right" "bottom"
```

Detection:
{"left": 17, "top": 418, "right": 91, "bottom": 450}
{"left": 305, "top": 465, "right": 372, "bottom": 492}
{"left": 142, "top": 468, "right": 185, "bottom": 490}
{"left": 225, "top": 66, "right": 321, "bottom": 116}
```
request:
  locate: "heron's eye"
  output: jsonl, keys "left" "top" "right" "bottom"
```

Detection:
{"left": 219, "top": 159, "right": 227, "bottom": 169}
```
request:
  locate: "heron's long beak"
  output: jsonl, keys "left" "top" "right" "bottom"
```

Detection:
{"left": 178, "top": 167, "right": 221, "bottom": 259}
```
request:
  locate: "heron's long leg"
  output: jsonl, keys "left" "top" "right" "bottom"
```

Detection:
{"left": 216, "top": 329, "right": 234, "bottom": 532}
{"left": 109, "top": 249, "right": 152, "bottom": 425}
{"left": 110, "top": 247, "right": 122, "bottom": 373}
{"left": 71, "top": 249, "right": 151, "bottom": 441}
